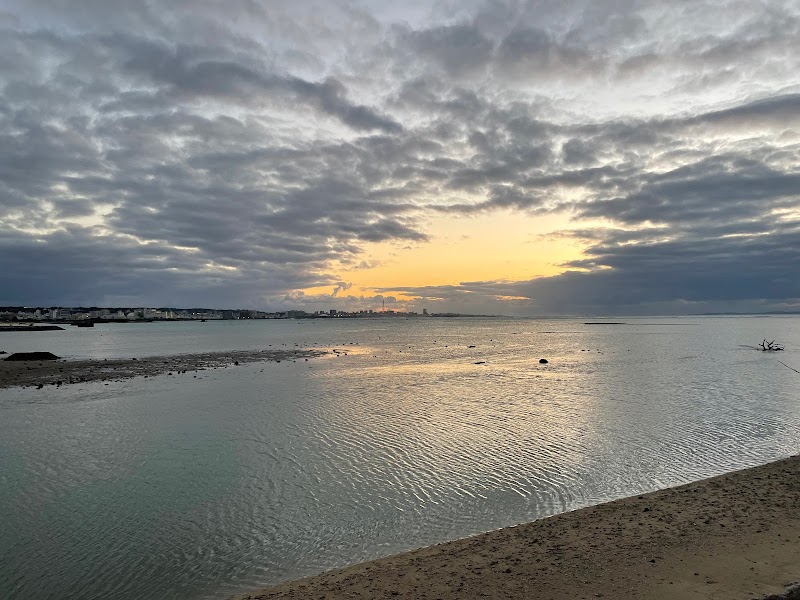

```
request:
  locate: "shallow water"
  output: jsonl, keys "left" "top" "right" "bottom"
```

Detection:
{"left": 1, "top": 316, "right": 799, "bottom": 599}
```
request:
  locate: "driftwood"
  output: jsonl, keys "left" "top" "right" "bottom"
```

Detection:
{"left": 778, "top": 361, "right": 800, "bottom": 375}
{"left": 759, "top": 339, "right": 784, "bottom": 351}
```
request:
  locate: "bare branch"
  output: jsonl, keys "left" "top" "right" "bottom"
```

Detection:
{"left": 778, "top": 360, "right": 800, "bottom": 374}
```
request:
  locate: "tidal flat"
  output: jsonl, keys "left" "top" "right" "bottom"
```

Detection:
{"left": 0, "top": 348, "right": 328, "bottom": 389}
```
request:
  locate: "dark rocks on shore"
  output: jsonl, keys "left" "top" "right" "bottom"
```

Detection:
{"left": 0, "top": 325, "right": 65, "bottom": 332}
{"left": 5, "top": 352, "right": 61, "bottom": 361}
{"left": 539, "top": 358, "right": 549, "bottom": 364}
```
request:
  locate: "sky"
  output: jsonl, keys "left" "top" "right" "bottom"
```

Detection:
{"left": 1, "top": 0, "right": 798, "bottom": 315}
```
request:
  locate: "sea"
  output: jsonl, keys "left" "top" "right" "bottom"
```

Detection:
{"left": 1, "top": 316, "right": 799, "bottom": 600}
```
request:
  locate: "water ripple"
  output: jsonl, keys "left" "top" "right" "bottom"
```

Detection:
{"left": 1, "top": 317, "right": 800, "bottom": 599}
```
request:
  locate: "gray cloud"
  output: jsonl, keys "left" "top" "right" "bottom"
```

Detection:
{"left": 331, "top": 282, "right": 352, "bottom": 297}
{"left": 108, "top": 33, "right": 402, "bottom": 133}
{"left": 402, "top": 24, "right": 494, "bottom": 78}
{"left": 495, "top": 27, "right": 600, "bottom": 79}
{"left": 689, "top": 93, "right": 800, "bottom": 129}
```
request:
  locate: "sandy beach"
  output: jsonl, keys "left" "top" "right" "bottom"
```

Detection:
{"left": 0, "top": 348, "right": 328, "bottom": 389}
{"left": 234, "top": 455, "right": 800, "bottom": 600}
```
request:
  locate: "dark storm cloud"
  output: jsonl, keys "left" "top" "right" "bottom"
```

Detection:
{"left": 1, "top": 0, "right": 799, "bottom": 312}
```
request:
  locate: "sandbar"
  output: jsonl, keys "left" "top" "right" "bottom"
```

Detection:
{"left": 0, "top": 348, "right": 327, "bottom": 389}
{"left": 234, "top": 455, "right": 800, "bottom": 600}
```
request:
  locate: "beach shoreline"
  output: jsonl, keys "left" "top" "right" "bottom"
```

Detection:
{"left": 0, "top": 348, "right": 328, "bottom": 389}
{"left": 233, "top": 455, "right": 800, "bottom": 600}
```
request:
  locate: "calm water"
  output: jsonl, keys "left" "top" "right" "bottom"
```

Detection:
{"left": 1, "top": 316, "right": 800, "bottom": 599}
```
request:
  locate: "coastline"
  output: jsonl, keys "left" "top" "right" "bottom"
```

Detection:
{"left": 0, "top": 348, "right": 328, "bottom": 389}
{"left": 233, "top": 455, "right": 800, "bottom": 600}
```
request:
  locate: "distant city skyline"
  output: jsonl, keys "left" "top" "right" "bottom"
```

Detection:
{"left": 1, "top": 1, "right": 798, "bottom": 316}
{"left": 0, "top": 305, "right": 451, "bottom": 322}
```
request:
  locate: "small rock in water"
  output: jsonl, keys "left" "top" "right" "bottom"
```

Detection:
{"left": 539, "top": 358, "right": 549, "bottom": 364}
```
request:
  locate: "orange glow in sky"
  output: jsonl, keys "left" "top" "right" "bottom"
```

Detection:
{"left": 304, "top": 210, "right": 585, "bottom": 299}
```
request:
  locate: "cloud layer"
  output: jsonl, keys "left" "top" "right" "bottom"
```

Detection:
{"left": 1, "top": 0, "right": 799, "bottom": 314}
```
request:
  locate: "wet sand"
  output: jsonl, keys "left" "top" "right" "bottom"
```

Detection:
{"left": 0, "top": 348, "right": 328, "bottom": 389}
{"left": 234, "top": 455, "right": 800, "bottom": 600}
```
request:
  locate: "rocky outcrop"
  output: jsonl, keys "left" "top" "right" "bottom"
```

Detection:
{"left": 4, "top": 352, "right": 61, "bottom": 361}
